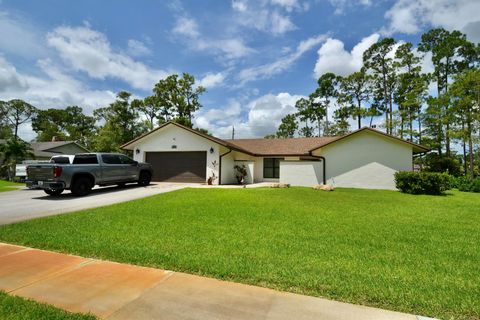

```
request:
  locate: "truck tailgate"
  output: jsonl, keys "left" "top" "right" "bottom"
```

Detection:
{"left": 27, "top": 165, "right": 54, "bottom": 181}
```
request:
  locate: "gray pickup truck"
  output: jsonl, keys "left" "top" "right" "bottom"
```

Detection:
{"left": 26, "top": 153, "right": 153, "bottom": 196}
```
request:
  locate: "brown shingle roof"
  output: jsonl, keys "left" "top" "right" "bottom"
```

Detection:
{"left": 225, "top": 136, "right": 340, "bottom": 156}
{"left": 121, "top": 122, "right": 430, "bottom": 155}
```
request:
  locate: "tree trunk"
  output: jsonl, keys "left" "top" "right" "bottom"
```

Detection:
{"left": 417, "top": 111, "right": 422, "bottom": 145}
{"left": 385, "top": 112, "right": 388, "bottom": 133}
{"left": 357, "top": 98, "right": 362, "bottom": 129}
{"left": 445, "top": 122, "right": 451, "bottom": 157}
{"left": 389, "top": 98, "right": 393, "bottom": 135}
{"left": 400, "top": 117, "right": 404, "bottom": 139}
{"left": 461, "top": 120, "right": 467, "bottom": 175}
{"left": 467, "top": 119, "right": 474, "bottom": 176}
{"left": 409, "top": 113, "right": 413, "bottom": 142}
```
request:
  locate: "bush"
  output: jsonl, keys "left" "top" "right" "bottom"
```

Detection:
{"left": 454, "top": 176, "right": 480, "bottom": 193}
{"left": 424, "top": 154, "right": 461, "bottom": 176}
{"left": 395, "top": 171, "right": 452, "bottom": 195}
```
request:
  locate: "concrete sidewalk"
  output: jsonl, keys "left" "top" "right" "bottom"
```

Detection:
{"left": 0, "top": 243, "right": 432, "bottom": 320}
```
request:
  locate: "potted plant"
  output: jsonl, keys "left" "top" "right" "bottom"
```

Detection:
{"left": 234, "top": 164, "right": 247, "bottom": 184}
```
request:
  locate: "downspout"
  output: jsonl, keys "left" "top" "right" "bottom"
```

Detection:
{"left": 219, "top": 149, "right": 232, "bottom": 185}
{"left": 309, "top": 152, "right": 326, "bottom": 185}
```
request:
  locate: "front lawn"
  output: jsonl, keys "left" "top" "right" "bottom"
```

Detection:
{"left": 0, "top": 180, "right": 23, "bottom": 192}
{"left": 0, "top": 188, "right": 478, "bottom": 320}
{"left": 0, "top": 291, "right": 95, "bottom": 320}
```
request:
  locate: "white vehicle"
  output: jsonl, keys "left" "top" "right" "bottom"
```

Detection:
{"left": 50, "top": 155, "right": 75, "bottom": 164}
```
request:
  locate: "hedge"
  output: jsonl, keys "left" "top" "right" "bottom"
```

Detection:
{"left": 394, "top": 171, "right": 452, "bottom": 195}
{"left": 454, "top": 176, "right": 480, "bottom": 193}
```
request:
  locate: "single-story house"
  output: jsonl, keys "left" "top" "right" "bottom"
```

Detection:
{"left": 121, "top": 122, "right": 429, "bottom": 190}
{"left": 0, "top": 139, "right": 89, "bottom": 160}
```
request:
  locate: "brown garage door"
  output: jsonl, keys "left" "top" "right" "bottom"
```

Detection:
{"left": 145, "top": 151, "right": 207, "bottom": 183}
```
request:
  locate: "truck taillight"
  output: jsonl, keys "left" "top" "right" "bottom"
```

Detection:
{"left": 53, "top": 166, "right": 62, "bottom": 178}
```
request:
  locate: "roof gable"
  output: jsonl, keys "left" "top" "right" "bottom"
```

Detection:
{"left": 121, "top": 122, "right": 429, "bottom": 156}
{"left": 309, "top": 127, "right": 429, "bottom": 154}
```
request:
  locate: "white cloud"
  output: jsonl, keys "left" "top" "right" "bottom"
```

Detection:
{"left": 0, "top": 56, "right": 115, "bottom": 117}
{"left": 0, "top": 11, "right": 47, "bottom": 59}
{"left": 313, "top": 33, "right": 379, "bottom": 78}
{"left": 383, "top": 0, "right": 480, "bottom": 40}
{"left": 230, "top": 0, "right": 298, "bottom": 35}
{"left": 195, "top": 92, "right": 302, "bottom": 138}
{"left": 231, "top": 0, "right": 248, "bottom": 12}
{"left": 47, "top": 25, "right": 169, "bottom": 91}
{"left": 127, "top": 39, "right": 152, "bottom": 57}
{"left": 172, "top": 16, "right": 200, "bottom": 38}
{"left": 270, "top": 11, "right": 297, "bottom": 34}
{"left": 0, "top": 56, "right": 27, "bottom": 92}
{"left": 197, "top": 72, "right": 226, "bottom": 89}
{"left": 328, "top": 0, "right": 372, "bottom": 14}
{"left": 171, "top": 16, "right": 254, "bottom": 61}
{"left": 239, "top": 34, "right": 327, "bottom": 84}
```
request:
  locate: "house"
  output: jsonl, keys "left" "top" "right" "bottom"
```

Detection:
{"left": 0, "top": 139, "right": 89, "bottom": 160}
{"left": 121, "top": 122, "right": 429, "bottom": 190}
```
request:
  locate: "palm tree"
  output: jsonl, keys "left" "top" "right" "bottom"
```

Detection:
{"left": 0, "top": 138, "right": 34, "bottom": 181}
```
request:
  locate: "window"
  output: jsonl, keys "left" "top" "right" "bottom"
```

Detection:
{"left": 51, "top": 157, "right": 70, "bottom": 164}
{"left": 119, "top": 155, "right": 136, "bottom": 165}
{"left": 101, "top": 154, "right": 122, "bottom": 164}
{"left": 73, "top": 154, "right": 98, "bottom": 164}
{"left": 263, "top": 158, "right": 280, "bottom": 178}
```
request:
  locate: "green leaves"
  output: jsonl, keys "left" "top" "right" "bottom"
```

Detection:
{"left": 153, "top": 73, "right": 205, "bottom": 127}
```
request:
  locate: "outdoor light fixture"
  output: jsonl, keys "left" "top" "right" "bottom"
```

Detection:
{"left": 210, "top": 147, "right": 214, "bottom": 154}
{"left": 135, "top": 148, "right": 140, "bottom": 154}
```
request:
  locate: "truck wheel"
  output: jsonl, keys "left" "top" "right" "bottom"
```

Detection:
{"left": 44, "top": 188, "right": 64, "bottom": 196}
{"left": 71, "top": 177, "right": 92, "bottom": 196}
{"left": 138, "top": 171, "right": 151, "bottom": 186}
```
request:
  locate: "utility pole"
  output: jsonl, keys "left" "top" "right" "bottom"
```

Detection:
{"left": 231, "top": 126, "right": 235, "bottom": 140}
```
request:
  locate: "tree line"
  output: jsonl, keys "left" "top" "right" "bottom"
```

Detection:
{"left": 1, "top": 28, "right": 479, "bottom": 177}
{"left": 272, "top": 28, "right": 479, "bottom": 176}
{"left": 0, "top": 73, "right": 206, "bottom": 178}
{"left": 0, "top": 73, "right": 206, "bottom": 149}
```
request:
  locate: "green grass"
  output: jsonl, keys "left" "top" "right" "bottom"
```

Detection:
{"left": 0, "top": 188, "right": 479, "bottom": 320}
{"left": 0, "top": 291, "right": 95, "bottom": 320}
{"left": 0, "top": 180, "right": 23, "bottom": 192}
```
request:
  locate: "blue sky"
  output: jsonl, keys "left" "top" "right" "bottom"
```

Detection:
{"left": 1, "top": 0, "right": 479, "bottom": 140}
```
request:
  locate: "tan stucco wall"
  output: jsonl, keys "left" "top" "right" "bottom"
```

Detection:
{"left": 130, "top": 125, "right": 222, "bottom": 184}
{"left": 313, "top": 130, "right": 413, "bottom": 190}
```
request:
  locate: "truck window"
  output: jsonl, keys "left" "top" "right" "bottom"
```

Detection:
{"left": 119, "top": 155, "right": 136, "bottom": 165}
{"left": 73, "top": 154, "right": 98, "bottom": 164}
{"left": 101, "top": 154, "right": 122, "bottom": 164}
{"left": 51, "top": 157, "right": 70, "bottom": 164}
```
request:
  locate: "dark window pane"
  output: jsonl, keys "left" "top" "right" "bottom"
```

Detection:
{"left": 264, "top": 167, "right": 274, "bottom": 178}
{"left": 51, "top": 157, "right": 70, "bottom": 164}
{"left": 273, "top": 167, "right": 280, "bottom": 178}
{"left": 73, "top": 154, "right": 98, "bottom": 164}
{"left": 263, "top": 157, "right": 281, "bottom": 178}
{"left": 264, "top": 158, "right": 273, "bottom": 167}
{"left": 102, "top": 154, "right": 122, "bottom": 164}
{"left": 119, "top": 155, "right": 135, "bottom": 164}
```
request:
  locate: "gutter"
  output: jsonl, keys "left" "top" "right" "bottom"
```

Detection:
{"left": 218, "top": 149, "right": 232, "bottom": 185}
{"left": 309, "top": 152, "right": 327, "bottom": 185}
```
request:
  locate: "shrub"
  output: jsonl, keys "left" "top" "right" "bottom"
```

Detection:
{"left": 395, "top": 171, "right": 452, "bottom": 195}
{"left": 234, "top": 164, "right": 247, "bottom": 184}
{"left": 454, "top": 176, "right": 480, "bottom": 193}
{"left": 424, "top": 154, "right": 461, "bottom": 176}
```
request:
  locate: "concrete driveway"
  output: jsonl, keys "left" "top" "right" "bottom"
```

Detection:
{"left": 0, "top": 183, "right": 192, "bottom": 225}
